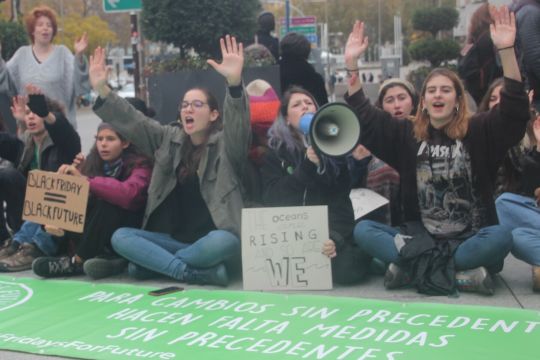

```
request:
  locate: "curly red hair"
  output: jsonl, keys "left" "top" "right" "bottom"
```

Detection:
{"left": 25, "top": 6, "right": 58, "bottom": 43}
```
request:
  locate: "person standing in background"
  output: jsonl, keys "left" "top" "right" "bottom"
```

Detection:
{"left": 0, "top": 5, "right": 90, "bottom": 129}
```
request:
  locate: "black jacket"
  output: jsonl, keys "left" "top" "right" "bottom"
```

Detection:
{"left": 260, "top": 147, "right": 354, "bottom": 249}
{"left": 345, "top": 78, "right": 530, "bottom": 227}
{"left": 279, "top": 57, "right": 328, "bottom": 106}
{"left": 0, "top": 132, "right": 23, "bottom": 165}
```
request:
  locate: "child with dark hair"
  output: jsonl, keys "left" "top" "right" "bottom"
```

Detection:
{"left": 31, "top": 122, "right": 152, "bottom": 278}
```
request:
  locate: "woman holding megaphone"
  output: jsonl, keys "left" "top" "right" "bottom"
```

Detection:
{"left": 345, "top": 6, "right": 530, "bottom": 295}
{"left": 260, "top": 86, "right": 372, "bottom": 285}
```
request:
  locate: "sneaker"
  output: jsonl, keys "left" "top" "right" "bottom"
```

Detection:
{"left": 32, "top": 256, "right": 83, "bottom": 278}
{"left": 0, "top": 243, "right": 44, "bottom": 272}
{"left": 182, "top": 263, "right": 228, "bottom": 286}
{"left": 455, "top": 266, "right": 494, "bottom": 295}
{"left": 533, "top": 266, "right": 540, "bottom": 293}
{"left": 0, "top": 240, "right": 19, "bottom": 261}
{"left": 83, "top": 256, "right": 127, "bottom": 279}
{"left": 384, "top": 263, "right": 411, "bottom": 289}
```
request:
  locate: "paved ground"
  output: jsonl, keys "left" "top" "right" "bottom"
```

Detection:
{"left": 1, "top": 107, "right": 538, "bottom": 359}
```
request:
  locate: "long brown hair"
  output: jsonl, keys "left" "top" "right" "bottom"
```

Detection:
{"left": 477, "top": 77, "right": 505, "bottom": 112}
{"left": 414, "top": 68, "right": 470, "bottom": 141}
{"left": 467, "top": 3, "right": 492, "bottom": 44}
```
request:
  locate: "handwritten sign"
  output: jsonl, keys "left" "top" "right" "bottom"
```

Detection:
{"left": 349, "top": 188, "right": 389, "bottom": 220}
{"left": 241, "top": 206, "right": 332, "bottom": 291}
{"left": 22, "top": 170, "right": 89, "bottom": 233}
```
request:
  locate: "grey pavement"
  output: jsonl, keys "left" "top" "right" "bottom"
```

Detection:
{"left": 0, "top": 107, "right": 538, "bottom": 359}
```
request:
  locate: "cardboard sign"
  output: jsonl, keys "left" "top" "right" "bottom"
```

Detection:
{"left": 349, "top": 188, "right": 389, "bottom": 220}
{"left": 22, "top": 170, "right": 89, "bottom": 233}
{"left": 241, "top": 206, "right": 332, "bottom": 291}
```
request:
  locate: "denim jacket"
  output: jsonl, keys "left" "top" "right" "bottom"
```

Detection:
{"left": 93, "top": 86, "right": 250, "bottom": 236}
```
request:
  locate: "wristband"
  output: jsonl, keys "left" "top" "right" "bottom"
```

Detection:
{"left": 497, "top": 45, "right": 514, "bottom": 51}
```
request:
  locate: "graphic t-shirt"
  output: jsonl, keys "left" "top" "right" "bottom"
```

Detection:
{"left": 416, "top": 128, "right": 487, "bottom": 240}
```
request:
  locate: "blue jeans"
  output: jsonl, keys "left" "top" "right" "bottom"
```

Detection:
{"left": 111, "top": 228, "right": 240, "bottom": 280}
{"left": 496, "top": 192, "right": 540, "bottom": 230}
{"left": 496, "top": 192, "right": 540, "bottom": 265}
{"left": 13, "top": 221, "right": 58, "bottom": 256}
{"left": 354, "top": 220, "right": 512, "bottom": 273}
{"left": 512, "top": 228, "right": 540, "bottom": 266}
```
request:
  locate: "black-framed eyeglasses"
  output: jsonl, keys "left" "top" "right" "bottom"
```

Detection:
{"left": 180, "top": 100, "right": 207, "bottom": 110}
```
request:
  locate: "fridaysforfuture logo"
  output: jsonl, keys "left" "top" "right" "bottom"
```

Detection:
{"left": 0, "top": 280, "right": 33, "bottom": 312}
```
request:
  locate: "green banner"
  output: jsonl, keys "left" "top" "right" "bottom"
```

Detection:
{"left": 0, "top": 276, "right": 537, "bottom": 360}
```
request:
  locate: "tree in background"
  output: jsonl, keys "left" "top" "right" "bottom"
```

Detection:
{"left": 141, "top": 0, "right": 261, "bottom": 59}
{"left": 0, "top": 19, "right": 27, "bottom": 60}
{"left": 408, "top": 6, "right": 460, "bottom": 67}
{"left": 62, "top": 14, "right": 117, "bottom": 55}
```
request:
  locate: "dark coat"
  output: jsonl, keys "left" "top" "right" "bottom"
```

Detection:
{"left": 345, "top": 78, "right": 530, "bottom": 227}
{"left": 260, "top": 147, "right": 353, "bottom": 249}
{"left": 279, "top": 57, "right": 328, "bottom": 106}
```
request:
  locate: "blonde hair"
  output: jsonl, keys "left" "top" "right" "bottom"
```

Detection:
{"left": 413, "top": 68, "right": 470, "bottom": 141}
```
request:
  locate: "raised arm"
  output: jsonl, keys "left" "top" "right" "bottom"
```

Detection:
{"left": 90, "top": 47, "right": 165, "bottom": 158}
{"left": 344, "top": 20, "right": 369, "bottom": 96}
{"left": 208, "top": 36, "right": 251, "bottom": 172}
{"left": 490, "top": 5, "right": 521, "bottom": 82}
{"left": 72, "top": 33, "right": 91, "bottom": 97}
{"left": 207, "top": 35, "right": 243, "bottom": 87}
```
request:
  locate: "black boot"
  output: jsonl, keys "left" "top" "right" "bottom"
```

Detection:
{"left": 182, "top": 263, "right": 228, "bottom": 286}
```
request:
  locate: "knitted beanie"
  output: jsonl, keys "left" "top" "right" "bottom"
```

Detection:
{"left": 247, "top": 79, "right": 280, "bottom": 136}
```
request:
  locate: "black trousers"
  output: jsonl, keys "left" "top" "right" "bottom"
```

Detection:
{"left": 65, "top": 198, "right": 143, "bottom": 260}
{"left": 0, "top": 168, "right": 26, "bottom": 240}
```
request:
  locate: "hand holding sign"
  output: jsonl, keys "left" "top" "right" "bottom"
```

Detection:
{"left": 322, "top": 239, "right": 337, "bottom": 258}
{"left": 58, "top": 164, "right": 83, "bottom": 177}
{"left": 44, "top": 225, "right": 65, "bottom": 237}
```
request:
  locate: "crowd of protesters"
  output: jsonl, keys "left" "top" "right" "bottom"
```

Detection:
{"left": 0, "top": 3, "right": 538, "bottom": 297}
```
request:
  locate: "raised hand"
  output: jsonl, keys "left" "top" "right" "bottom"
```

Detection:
{"left": 25, "top": 84, "right": 49, "bottom": 118}
{"left": 74, "top": 32, "right": 89, "bottom": 57}
{"left": 345, "top": 21, "right": 369, "bottom": 66}
{"left": 207, "top": 35, "right": 244, "bottom": 86}
{"left": 489, "top": 5, "right": 516, "bottom": 50}
{"left": 89, "top": 47, "right": 110, "bottom": 96}
{"left": 10, "top": 95, "right": 27, "bottom": 122}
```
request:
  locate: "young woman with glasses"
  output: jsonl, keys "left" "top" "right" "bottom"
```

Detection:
{"left": 88, "top": 35, "right": 250, "bottom": 286}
